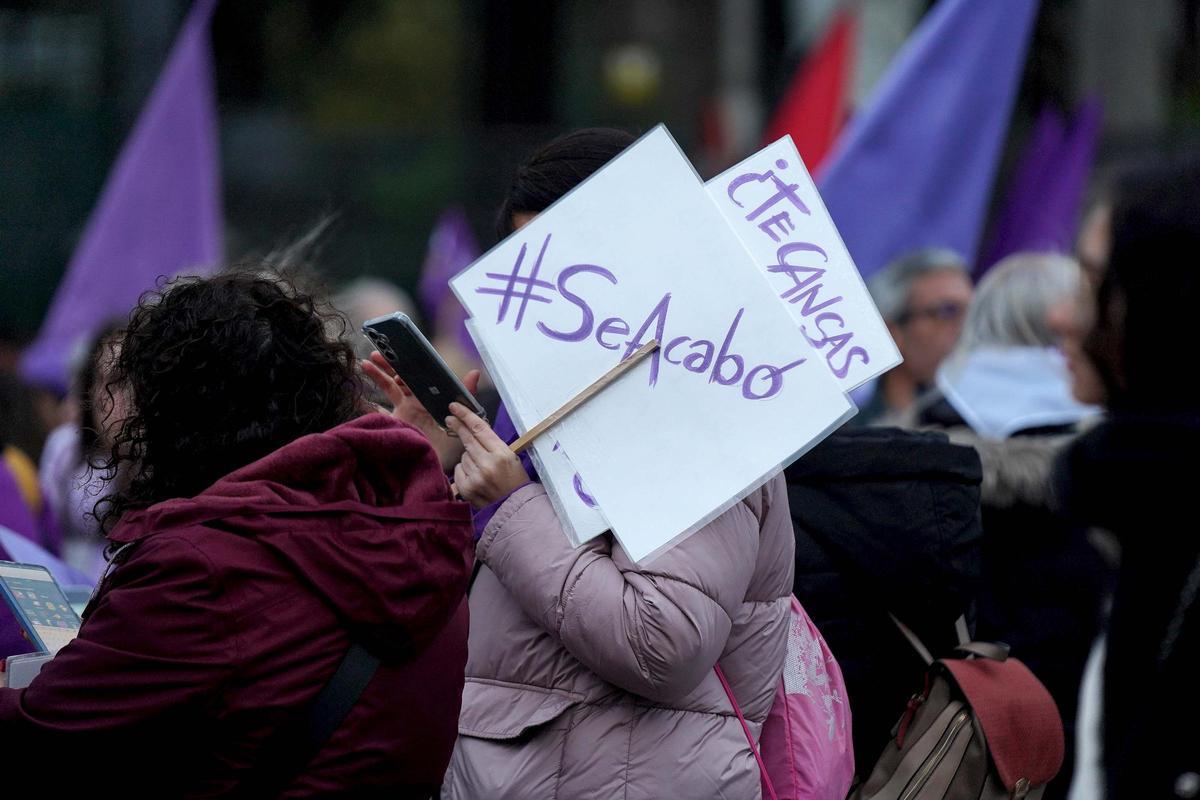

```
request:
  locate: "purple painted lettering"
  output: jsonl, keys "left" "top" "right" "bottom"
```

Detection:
{"left": 622, "top": 293, "right": 671, "bottom": 386}
{"left": 769, "top": 242, "right": 843, "bottom": 315}
{"left": 490, "top": 242, "right": 830, "bottom": 399}
{"left": 742, "top": 357, "right": 807, "bottom": 400}
{"left": 823, "top": 333, "right": 853, "bottom": 358}
{"left": 725, "top": 164, "right": 812, "bottom": 222}
{"left": 791, "top": 282, "right": 843, "bottom": 316}
{"left": 475, "top": 234, "right": 556, "bottom": 331}
{"left": 710, "top": 308, "right": 746, "bottom": 386}
{"left": 726, "top": 170, "right": 769, "bottom": 208}
{"left": 573, "top": 473, "right": 598, "bottom": 508}
{"left": 758, "top": 211, "right": 796, "bottom": 243}
{"left": 595, "top": 316, "right": 630, "bottom": 350}
{"left": 663, "top": 335, "right": 691, "bottom": 365}
{"left": 831, "top": 347, "right": 870, "bottom": 380}
{"left": 536, "top": 263, "right": 617, "bottom": 342}
{"left": 801, "top": 312, "right": 872, "bottom": 380}
{"left": 682, "top": 339, "right": 715, "bottom": 373}
{"left": 801, "top": 312, "right": 846, "bottom": 349}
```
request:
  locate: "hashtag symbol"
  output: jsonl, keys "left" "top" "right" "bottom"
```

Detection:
{"left": 475, "top": 233, "right": 556, "bottom": 331}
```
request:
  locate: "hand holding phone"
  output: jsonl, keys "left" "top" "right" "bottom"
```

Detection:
{"left": 360, "top": 314, "right": 484, "bottom": 472}
{"left": 362, "top": 314, "right": 486, "bottom": 426}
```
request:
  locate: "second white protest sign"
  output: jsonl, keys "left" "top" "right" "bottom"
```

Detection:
{"left": 708, "top": 136, "right": 901, "bottom": 391}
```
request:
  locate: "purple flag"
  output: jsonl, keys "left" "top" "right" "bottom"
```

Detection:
{"left": 20, "top": 0, "right": 222, "bottom": 394}
{"left": 417, "top": 208, "right": 481, "bottom": 358}
{"left": 978, "top": 98, "right": 1102, "bottom": 277}
{"left": 1043, "top": 98, "right": 1103, "bottom": 245}
{"left": 816, "top": 0, "right": 1041, "bottom": 279}
{"left": 0, "top": 461, "right": 40, "bottom": 549}
{"left": 977, "top": 105, "right": 1068, "bottom": 274}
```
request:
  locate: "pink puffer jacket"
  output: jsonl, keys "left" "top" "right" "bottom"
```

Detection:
{"left": 441, "top": 473, "right": 794, "bottom": 799}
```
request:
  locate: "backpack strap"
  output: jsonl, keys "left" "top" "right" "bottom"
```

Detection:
{"left": 955, "top": 615, "right": 970, "bottom": 646}
{"left": 238, "top": 641, "right": 380, "bottom": 796}
{"left": 302, "top": 641, "right": 381, "bottom": 752}
{"left": 888, "top": 613, "right": 934, "bottom": 666}
{"left": 955, "top": 641, "right": 1010, "bottom": 661}
{"left": 714, "top": 664, "right": 779, "bottom": 800}
{"left": 889, "top": 613, "right": 976, "bottom": 665}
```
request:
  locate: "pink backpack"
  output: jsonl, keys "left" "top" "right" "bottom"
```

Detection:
{"left": 716, "top": 596, "right": 855, "bottom": 800}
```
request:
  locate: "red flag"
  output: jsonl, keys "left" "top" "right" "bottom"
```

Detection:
{"left": 763, "top": 9, "right": 857, "bottom": 173}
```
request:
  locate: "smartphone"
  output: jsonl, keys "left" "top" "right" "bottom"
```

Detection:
{"left": 361, "top": 312, "right": 487, "bottom": 427}
{"left": 0, "top": 560, "right": 83, "bottom": 655}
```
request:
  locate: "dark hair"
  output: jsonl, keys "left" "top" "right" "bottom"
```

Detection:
{"left": 1085, "top": 158, "right": 1200, "bottom": 413}
{"left": 95, "top": 270, "right": 363, "bottom": 531}
{"left": 494, "top": 127, "right": 637, "bottom": 241}
{"left": 77, "top": 321, "right": 124, "bottom": 458}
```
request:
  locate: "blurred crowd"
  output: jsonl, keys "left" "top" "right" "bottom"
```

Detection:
{"left": 1, "top": 129, "right": 1198, "bottom": 798}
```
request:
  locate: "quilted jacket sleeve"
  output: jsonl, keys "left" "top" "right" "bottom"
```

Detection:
{"left": 475, "top": 481, "right": 767, "bottom": 703}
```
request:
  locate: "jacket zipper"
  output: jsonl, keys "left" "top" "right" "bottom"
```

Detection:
{"left": 898, "top": 709, "right": 971, "bottom": 800}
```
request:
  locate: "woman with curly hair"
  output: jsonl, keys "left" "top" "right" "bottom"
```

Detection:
{"left": 0, "top": 270, "right": 474, "bottom": 798}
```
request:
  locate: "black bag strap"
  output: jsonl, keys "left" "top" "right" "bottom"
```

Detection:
{"left": 301, "top": 642, "right": 381, "bottom": 754}
{"left": 238, "top": 641, "right": 380, "bottom": 797}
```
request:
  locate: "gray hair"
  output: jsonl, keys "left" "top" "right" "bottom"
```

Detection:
{"left": 949, "top": 253, "right": 1081, "bottom": 359}
{"left": 868, "top": 247, "right": 970, "bottom": 323}
{"left": 331, "top": 277, "right": 419, "bottom": 360}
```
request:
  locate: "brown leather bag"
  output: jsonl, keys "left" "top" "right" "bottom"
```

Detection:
{"left": 849, "top": 617, "right": 1064, "bottom": 800}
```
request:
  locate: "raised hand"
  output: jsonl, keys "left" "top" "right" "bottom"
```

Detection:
{"left": 361, "top": 351, "right": 480, "bottom": 473}
{"left": 446, "top": 402, "right": 529, "bottom": 509}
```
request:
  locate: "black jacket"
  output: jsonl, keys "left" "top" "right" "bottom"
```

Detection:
{"left": 784, "top": 426, "right": 983, "bottom": 768}
{"left": 1058, "top": 415, "right": 1200, "bottom": 800}
{"left": 916, "top": 394, "right": 1114, "bottom": 800}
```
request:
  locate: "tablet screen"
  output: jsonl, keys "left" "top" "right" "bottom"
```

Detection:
{"left": 0, "top": 561, "right": 82, "bottom": 654}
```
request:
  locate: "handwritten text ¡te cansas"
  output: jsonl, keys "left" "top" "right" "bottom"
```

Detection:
{"left": 725, "top": 159, "right": 869, "bottom": 380}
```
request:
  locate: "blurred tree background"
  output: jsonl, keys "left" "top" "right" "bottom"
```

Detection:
{"left": 2, "top": 0, "right": 1198, "bottom": 338}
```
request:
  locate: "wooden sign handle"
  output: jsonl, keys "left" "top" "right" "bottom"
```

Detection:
{"left": 508, "top": 339, "right": 660, "bottom": 455}
{"left": 450, "top": 340, "right": 660, "bottom": 496}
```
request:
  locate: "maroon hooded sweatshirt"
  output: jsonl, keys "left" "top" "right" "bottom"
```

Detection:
{"left": 0, "top": 414, "right": 474, "bottom": 797}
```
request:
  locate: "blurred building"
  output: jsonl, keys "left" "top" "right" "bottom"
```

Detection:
{"left": 1, "top": 0, "right": 1197, "bottom": 338}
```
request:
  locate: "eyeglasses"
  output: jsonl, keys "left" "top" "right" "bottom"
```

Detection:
{"left": 896, "top": 301, "right": 967, "bottom": 326}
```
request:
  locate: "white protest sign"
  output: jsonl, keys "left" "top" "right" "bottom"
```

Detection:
{"left": 707, "top": 137, "right": 901, "bottom": 390}
{"left": 452, "top": 126, "right": 855, "bottom": 561}
{"left": 466, "top": 317, "right": 608, "bottom": 546}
